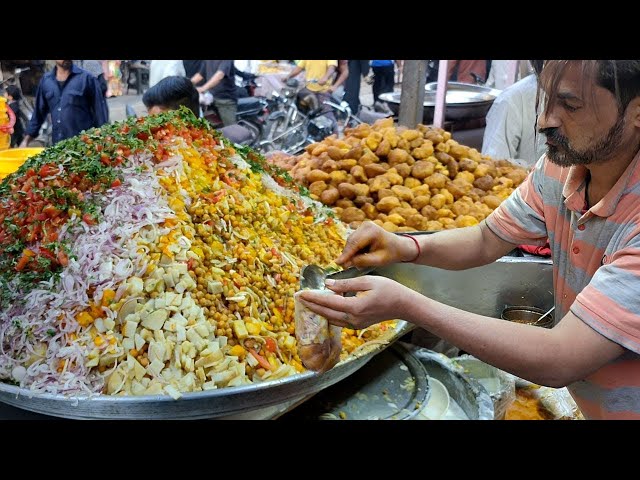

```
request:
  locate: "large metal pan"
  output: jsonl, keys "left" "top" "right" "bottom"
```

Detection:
{"left": 0, "top": 321, "right": 413, "bottom": 420}
{"left": 379, "top": 82, "right": 502, "bottom": 122}
{"left": 0, "top": 247, "right": 553, "bottom": 420}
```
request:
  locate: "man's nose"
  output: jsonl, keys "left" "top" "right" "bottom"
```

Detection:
{"left": 537, "top": 105, "right": 561, "bottom": 131}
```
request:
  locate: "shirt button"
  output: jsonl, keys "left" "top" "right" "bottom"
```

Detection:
{"left": 573, "top": 246, "right": 580, "bottom": 254}
{"left": 563, "top": 294, "right": 567, "bottom": 299}
{"left": 578, "top": 224, "right": 585, "bottom": 231}
{"left": 57, "top": 108, "right": 61, "bottom": 111}
{"left": 57, "top": 120, "right": 61, "bottom": 123}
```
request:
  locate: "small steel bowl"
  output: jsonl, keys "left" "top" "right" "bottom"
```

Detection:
{"left": 501, "top": 306, "right": 554, "bottom": 328}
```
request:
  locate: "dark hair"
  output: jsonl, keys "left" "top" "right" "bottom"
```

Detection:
{"left": 529, "top": 60, "right": 545, "bottom": 76}
{"left": 142, "top": 76, "right": 199, "bottom": 116}
{"left": 5, "top": 85, "right": 21, "bottom": 101}
{"left": 539, "top": 60, "right": 640, "bottom": 115}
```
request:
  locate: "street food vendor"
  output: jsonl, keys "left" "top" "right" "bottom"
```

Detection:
{"left": 299, "top": 60, "right": 640, "bottom": 420}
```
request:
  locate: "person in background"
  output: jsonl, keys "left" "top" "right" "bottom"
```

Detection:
{"left": 343, "top": 60, "right": 370, "bottom": 114}
{"left": 285, "top": 60, "right": 337, "bottom": 96}
{"left": 328, "top": 60, "right": 349, "bottom": 99}
{"left": 105, "top": 60, "right": 123, "bottom": 97}
{"left": 299, "top": 60, "right": 640, "bottom": 420}
{"left": 144, "top": 75, "right": 253, "bottom": 146}
{"left": 78, "top": 60, "right": 108, "bottom": 98}
{"left": 142, "top": 75, "right": 199, "bottom": 116}
{"left": 447, "top": 60, "right": 487, "bottom": 84}
{"left": 482, "top": 60, "right": 546, "bottom": 168}
{"left": 370, "top": 60, "right": 397, "bottom": 103}
{"left": 20, "top": 60, "right": 108, "bottom": 147}
{"left": 284, "top": 60, "right": 338, "bottom": 124}
{"left": 183, "top": 60, "right": 203, "bottom": 87}
{"left": 190, "top": 60, "right": 237, "bottom": 127}
{"left": 485, "top": 60, "right": 535, "bottom": 90}
{"left": 149, "top": 60, "right": 186, "bottom": 88}
{"left": 4, "top": 85, "right": 24, "bottom": 147}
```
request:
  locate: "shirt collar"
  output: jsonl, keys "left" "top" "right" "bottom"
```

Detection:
{"left": 562, "top": 150, "right": 640, "bottom": 217}
{"left": 50, "top": 63, "right": 82, "bottom": 78}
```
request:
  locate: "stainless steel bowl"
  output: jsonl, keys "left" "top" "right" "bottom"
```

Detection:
{"left": 379, "top": 82, "right": 502, "bottom": 122}
{"left": 501, "top": 306, "right": 554, "bottom": 328}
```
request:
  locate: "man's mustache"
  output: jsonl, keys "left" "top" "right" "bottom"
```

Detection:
{"left": 539, "top": 127, "right": 569, "bottom": 147}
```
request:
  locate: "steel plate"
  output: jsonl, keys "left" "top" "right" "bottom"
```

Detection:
{"left": 0, "top": 321, "right": 413, "bottom": 420}
{"left": 380, "top": 82, "right": 502, "bottom": 121}
{"left": 281, "top": 342, "right": 430, "bottom": 420}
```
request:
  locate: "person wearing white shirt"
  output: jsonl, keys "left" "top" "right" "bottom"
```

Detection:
{"left": 149, "top": 60, "right": 186, "bottom": 88}
{"left": 482, "top": 60, "right": 546, "bottom": 168}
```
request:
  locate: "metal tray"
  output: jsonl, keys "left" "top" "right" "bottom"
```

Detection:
{"left": 0, "top": 249, "right": 553, "bottom": 420}
{"left": 0, "top": 321, "right": 413, "bottom": 420}
{"left": 280, "top": 342, "right": 430, "bottom": 420}
{"left": 379, "top": 82, "right": 502, "bottom": 122}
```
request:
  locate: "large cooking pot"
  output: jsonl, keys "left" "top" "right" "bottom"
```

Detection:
{"left": 379, "top": 82, "right": 502, "bottom": 123}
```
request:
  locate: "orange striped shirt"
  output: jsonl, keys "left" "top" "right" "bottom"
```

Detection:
{"left": 486, "top": 153, "right": 640, "bottom": 419}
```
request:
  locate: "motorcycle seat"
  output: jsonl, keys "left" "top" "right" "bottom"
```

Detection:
{"left": 219, "top": 124, "right": 254, "bottom": 144}
{"left": 237, "top": 97, "right": 263, "bottom": 114}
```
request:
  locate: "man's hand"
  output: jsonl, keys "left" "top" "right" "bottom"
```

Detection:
{"left": 337, "top": 221, "right": 420, "bottom": 268}
{"left": 298, "top": 276, "right": 415, "bottom": 329}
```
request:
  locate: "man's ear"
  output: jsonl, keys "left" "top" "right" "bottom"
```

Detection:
{"left": 629, "top": 97, "right": 640, "bottom": 129}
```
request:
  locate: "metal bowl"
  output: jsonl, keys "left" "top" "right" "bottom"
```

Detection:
{"left": 501, "top": 306, "right": 554, "bottom": 328}
{"left": 379, "top": 82, "right": 502, "bottom": 122}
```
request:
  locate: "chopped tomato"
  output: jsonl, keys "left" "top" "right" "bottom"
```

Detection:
{"left": 43, "top": 205, "right": 62, "bottom": 218}
{"left": 264, "top": 337, "right": 277, "bottom": 353}
{"left": 39, "top": 164, "right": 58, "bottom": 178}
{"left": 82, "top": 213, "right": 96, "bottom": 226}
{"left": 57, "top": 250, "right": 69, "bottom": 267}
{"left": 136, "top": 132, "right": 149, "bottom": 141}
{"left": 111, "top": 178, "right": 122, "bottom": 188}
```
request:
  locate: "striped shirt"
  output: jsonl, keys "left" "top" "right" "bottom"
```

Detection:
{"left": 485, "top": 153, "right": 640, "bottom": 420}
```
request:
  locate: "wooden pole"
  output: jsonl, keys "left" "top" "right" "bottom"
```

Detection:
{"left": 398, "top": 60, "right": 427, "bottom": 128}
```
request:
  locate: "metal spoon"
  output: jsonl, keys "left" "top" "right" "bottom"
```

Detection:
{"left": 534, "top": 306, "right": 555, "bottom": 326}
{"left": 300, "top": 264, "right": 376, "bottom": 290}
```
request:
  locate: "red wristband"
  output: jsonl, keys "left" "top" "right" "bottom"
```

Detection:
{"left": 398, "top": 233, "right": 421, "bottom": 263}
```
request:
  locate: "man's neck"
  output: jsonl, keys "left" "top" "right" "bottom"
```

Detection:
{"left": 55, "top": 66, "right": 71, "bottom": 82}
{"left": 586, "top": 145, "right": 640, "bottom": 205}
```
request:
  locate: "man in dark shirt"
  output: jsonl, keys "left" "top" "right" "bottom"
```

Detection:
{"left": 190, "top": 60, "right": 237, "bottom": 127}
{"left": 20, "top": 60, "right": 109, "bottom": 147}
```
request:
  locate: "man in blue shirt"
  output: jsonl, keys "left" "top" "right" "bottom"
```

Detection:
{"left": 20, "top": 60, "right": 109, "bottom": 146}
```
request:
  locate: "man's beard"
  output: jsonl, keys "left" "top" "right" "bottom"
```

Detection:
{"left": 540, "top": 115, "right": 625, "bottom": 167}
{"left": 58, "top": 60, "right": 73, "bottom": 70}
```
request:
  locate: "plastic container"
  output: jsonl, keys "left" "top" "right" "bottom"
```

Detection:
{"left": 501, "top": 306, "right": 554, "bottom": 329}
{"left": 0, "top": 147, "right": 44, "bottom": 176}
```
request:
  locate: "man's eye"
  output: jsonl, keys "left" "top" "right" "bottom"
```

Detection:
{"left": 563, "top": 102, "right": 579, "bottom": 112}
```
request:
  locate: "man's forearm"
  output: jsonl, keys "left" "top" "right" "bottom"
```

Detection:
{"left": 401, "top": 291, "right": 582, "bottom": 387}
{"left": 199, "top": 71, "right": 224, "bottom": 92}
{"left": 415, "top": 221, "right": 515, "bottom": 270}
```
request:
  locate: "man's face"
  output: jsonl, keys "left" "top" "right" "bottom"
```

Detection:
{"left": 537, "top": 62, "right": 633, "bottom": 167}
{"left": 147, "top": 105, "right": 168, "bottom": 115}
{"left": 55, "top": 60, "right": 73, "bottom": 70}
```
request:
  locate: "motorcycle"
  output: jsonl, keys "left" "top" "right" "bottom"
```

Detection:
{"left": 200, "top": 93, "right": 269, "bottom": 147}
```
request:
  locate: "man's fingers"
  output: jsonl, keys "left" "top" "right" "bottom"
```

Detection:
{"left": 324, "top": 276, "right": 372, "bottom": 294}
{"left": 336, "top": 222, "right": 376, "bottom": 266}
{"left": 352, "top": 250, "right": 388, "bottom": 268}
{"left": 298, "top": 299, "right": 351, "bottom": 327}
{"left": 299, "top": 289, "right": 352, "bottom": 312}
